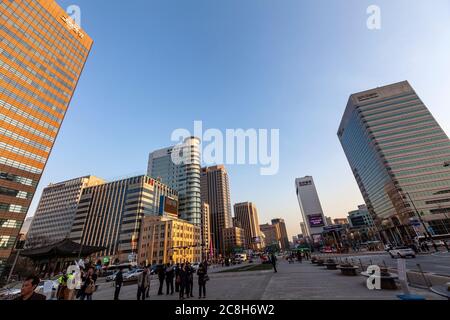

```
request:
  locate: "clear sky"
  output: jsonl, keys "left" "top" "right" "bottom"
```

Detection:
{"left": 27, "top": 0, "right": 450, "bottom": 238}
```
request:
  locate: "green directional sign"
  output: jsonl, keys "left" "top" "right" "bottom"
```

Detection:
{"left": 103, "top": 257, "right": 110, "bottom": 264}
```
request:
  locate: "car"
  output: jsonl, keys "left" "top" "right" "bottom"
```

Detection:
{"left": 388, "top": 246, "right": 416, "bottom": 258}
{"left": 0, "top": 282, "right": 22, "bottom": 300}
{"left": 320, "top": 247, "right": 333, "bottom": 254}
{"left": 123, "top": 268, "right": 144, "bottom": 282}
{"left": 191, "top": 263, "right": 200, "bottom": 271}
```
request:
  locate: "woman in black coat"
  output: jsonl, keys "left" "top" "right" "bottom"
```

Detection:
{"left": 197, "top": 263, "right": 207, "bottom": 299}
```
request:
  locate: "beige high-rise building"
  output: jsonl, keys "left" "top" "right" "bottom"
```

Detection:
{"left": 271, "top": 218, "right": 290, "bottom": 251}
{"left": 200, "top": 165, "right": 232, "bottom": 255}
{"left": 223, "top": 226, "right": 246, "bottom": 254}
{"left": 201, "top": 202, "right": 211, "bottom": 258}
{"left": 260, "top": 223, "right": 279, "bottom": 248}
{"left": 26, "top": 176, "right": 105, "bottom": 248}
{"left": 233, "top": 202, "right": 262, "bottom": 250}
{"left": 138, "top": 215, "right": 201, "bottom": 266}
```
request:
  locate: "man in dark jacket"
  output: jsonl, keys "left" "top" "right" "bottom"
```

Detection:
{"left": 157, "top": 265, "right": 165, "bottom": 295}
{"left": 186, "top": 262, "right": 194, "bottom": 297}
{"left": 14, "top": 275, "right": 46, "bottom": 301}
{"left": 165, "top": 264, "right": 174, "bottom": 295}
{"left": 270, "top": 253, "right": 278, "bottom": 273}
{"left": 114, "top": 269, "right": 124, "bottom": 300}
{"left": 175, "top": 263, "right": 181, "bottom": 293}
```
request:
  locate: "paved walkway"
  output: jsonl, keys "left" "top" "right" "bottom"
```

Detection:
{"left": 93, "top": 261, "right": 445, "bottom": 300}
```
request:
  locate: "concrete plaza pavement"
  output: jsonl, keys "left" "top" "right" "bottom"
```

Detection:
{"left": 93, "top": 260, "right": 445, "bottom": 300}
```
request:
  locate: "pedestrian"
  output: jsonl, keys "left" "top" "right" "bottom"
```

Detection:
{"left": 114, "top": 269, "right": 124, "bottom": 300}
{"left": 297, "top": 251, "right": 302, "bottom": 263}
{"left": 175, "top": 263, "right": 181, "bottom": 293}
{"left": 80, "top": 269, "right": 96, "bottom": 301}
{"left": 179, "top": 264, "right": 188, "bottom": 300}
{"left": 197, "top": 263, "right": 208, "bottom": 299}
{"left": 56, "top": 270, "right": 68, "bottom": 300}
{"left": 157, "top": 265, "right": 165, "bottom": 295}
{"left": 187, "top": 262, "right": 194, "bottom": 298}
{"left": 270, "top": 253, "right": 277, "bottom": 273}
{"left": 165, "top": 263, "right": 174, "bottom": 295}
{"left": 14, "top": 275, "right": 46, "bottom": 301}
{"left": 137, "top": 267, "right": 150, "bottom": 300}
{"left": 66, "top": 270, "right": 76, "bottom": 300}
{"left": 432, "top": 241, "right": 439, "bottom": 253}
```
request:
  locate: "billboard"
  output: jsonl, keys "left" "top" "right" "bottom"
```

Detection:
{"left": 159, "top": 196, "right": 179, "bottom": 217}
{"left": 308, "top": 214, "right": 325, "bottom": 228}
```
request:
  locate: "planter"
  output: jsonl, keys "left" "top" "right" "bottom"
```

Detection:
{"left": 316, "top": 260, "right": 325, "bottom": 266}
{"left": 338, "top": 265, "right": 359, "bottom": 276}
{"left": 324, "top": 263, "right": 338, "bottom": 270}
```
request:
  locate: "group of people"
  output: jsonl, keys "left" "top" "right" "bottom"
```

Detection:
{"left": 114, "top": 261, "right": 209, "bottom": 300}
{"left": 56, "top": 267, "right": 98, "bottom": 300}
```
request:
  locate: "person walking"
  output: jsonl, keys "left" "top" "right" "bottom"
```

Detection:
{"left": 165, "top": 263, "right": 174, "bottom": 295}
{"left": 114, "top": 269, "right": 124, "bottom": 300}
{"left": 270, "top": 253, "right": 278, "bottom": 273}
{"left": 157, "top": 265, "right": 165, "bottom": 295}
{"left": 137, "top": 267, "right": 150, "bottom": 300}
{"left": 197, "top": 263, "right": 208, "bottom": 299}
{"left": 175, "top": 263, "right": 181, "bottom": 293}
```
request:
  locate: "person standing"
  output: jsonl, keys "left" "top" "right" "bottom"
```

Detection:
{"left": 197, "top": 263, "right": 208, "bottom": 299}
{"left": 14, "top": 275, "right": 46, "bottom": 300}
{"left": 114, "top": 269, "right": 124, "bottom": 300}
{"left": 157, "top": 265, "right": 165, "bottom": 295}
{"left": 179, "top": 264, "right": 188, "bottom": 300}
{"left": 56, "top": 271, "right": 68, "bottom": 300}
{"left": 137, "top": 268, "right": 150, "bottom": 300}
{"left": 165, "top": 264, "right": 174, "bottom": 295}
{"left": 187, "top": 262, "right": 194, "bottom": 298}
{"left": 270, "top": 253, "right": 278, "bottom": 273}
{"left": 175, "top": 263, "right": 181, "bottom": 293}
{"left": 80, "top": 269, "right": 96, "bottom": 301}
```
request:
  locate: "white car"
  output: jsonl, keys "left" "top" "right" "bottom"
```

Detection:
{"left": 123, "top": 269, "right": 144, "bottom": 281}
{"left": 388, "top": 246, "right": 416, "bottom": 258}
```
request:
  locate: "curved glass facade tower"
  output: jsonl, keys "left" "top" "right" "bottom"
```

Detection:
{"left": 148, "top": 137, "right": 201, "bottom": 226}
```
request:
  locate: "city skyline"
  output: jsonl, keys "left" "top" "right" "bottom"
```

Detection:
{"left": 25, "top": 0, "right": 450, "bottom": 239}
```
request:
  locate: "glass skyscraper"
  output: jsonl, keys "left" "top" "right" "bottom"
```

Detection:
{"left": 338, "top": 81, "right": 450, "bottom": 244}
{"left": 147, "top": 137, "right": 202, "bottom": 226}
{"left": 0, "top": 0, "right": 92, "bottom": 275}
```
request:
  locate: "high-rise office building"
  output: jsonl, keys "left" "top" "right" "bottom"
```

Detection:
{"left": 260, "top": 223, "right": 279, "bottom": 248}
{"left": 200, "top": 165, "right": 232, "bottom": 255}
{"left": 69, "top": 176, "right": 177, "bottom": 263}
{"left": 223, "top": 226, "right": 246, "bottom": 254}
{"left": 338, "top": 81, "right": 450, "bottom": 243}
{"left": 233, "top": 202, "right": 262, "bottom": 250}
{"left": 295, "top": 176, "right": 327, "bottom": 244}
{"left": 0, "top": 0, "right": 93, "bottom": 274}
{"left": 25, "top": 176, "right": 104, "bottom": 248}
{"left": 271, "top": 218, "right": 290, "bottom": 251}
{"left": 148, "top": 137, "right": 201, "bottom": 226}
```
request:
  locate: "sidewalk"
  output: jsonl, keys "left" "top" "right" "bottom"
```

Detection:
{"left": 260, "top": 261, "right": 445, "bottom": 300}
{"left": 94, "top": 261, "right": 445, "bottom": 300}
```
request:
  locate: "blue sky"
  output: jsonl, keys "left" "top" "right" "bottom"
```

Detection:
{"left": 27, "top": 0, "right": 450, "bottom": 238}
